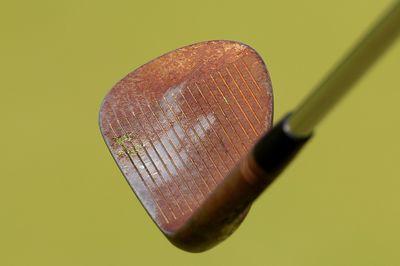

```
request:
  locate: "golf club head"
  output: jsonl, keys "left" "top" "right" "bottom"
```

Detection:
{"left": 99, "top": 40, "right": 273, "bottom": 252}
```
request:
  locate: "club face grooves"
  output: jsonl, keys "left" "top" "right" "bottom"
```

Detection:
{"left": 99, "top": 40, "right": 273, "bottom": 250}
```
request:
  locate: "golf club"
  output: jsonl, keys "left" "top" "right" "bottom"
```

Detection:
{"left": 99, "top": 1, "right": 400, "bottom": 252}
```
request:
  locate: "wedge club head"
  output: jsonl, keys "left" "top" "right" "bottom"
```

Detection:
{"left": 99, "top": 41, "right": 274, "bottom": 251}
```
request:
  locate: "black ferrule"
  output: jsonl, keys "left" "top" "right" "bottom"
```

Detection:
{"left": 253, "top": 114, "right": 312, "bottom": 175}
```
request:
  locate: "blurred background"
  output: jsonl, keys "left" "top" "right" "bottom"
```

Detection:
{"left": 1, "top": 0, "right": 399, "bottom": 265}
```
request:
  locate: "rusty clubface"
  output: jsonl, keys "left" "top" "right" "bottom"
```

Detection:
{"left": 99, "top": 40, "right": 273, "bottom": 251}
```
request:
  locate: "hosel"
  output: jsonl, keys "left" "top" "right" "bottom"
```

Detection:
{"left": 169, "top": 114, "right": 311, "bottom": 252}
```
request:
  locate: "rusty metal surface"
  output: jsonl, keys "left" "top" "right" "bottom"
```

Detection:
{"left": 99, "top": 40, "right": 273, "bottom": 235}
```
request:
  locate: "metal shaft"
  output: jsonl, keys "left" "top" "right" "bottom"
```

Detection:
{"left": 287, "top": 1, "right": 400, "bottom": 137}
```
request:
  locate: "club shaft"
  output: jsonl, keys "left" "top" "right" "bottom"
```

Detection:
{"left": 287, "top": 1, "right": 400, "bottom": 137}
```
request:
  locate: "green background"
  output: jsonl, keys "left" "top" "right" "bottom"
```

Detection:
{"left": 1, "top": 0, "right": 399, "bottom": 265}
